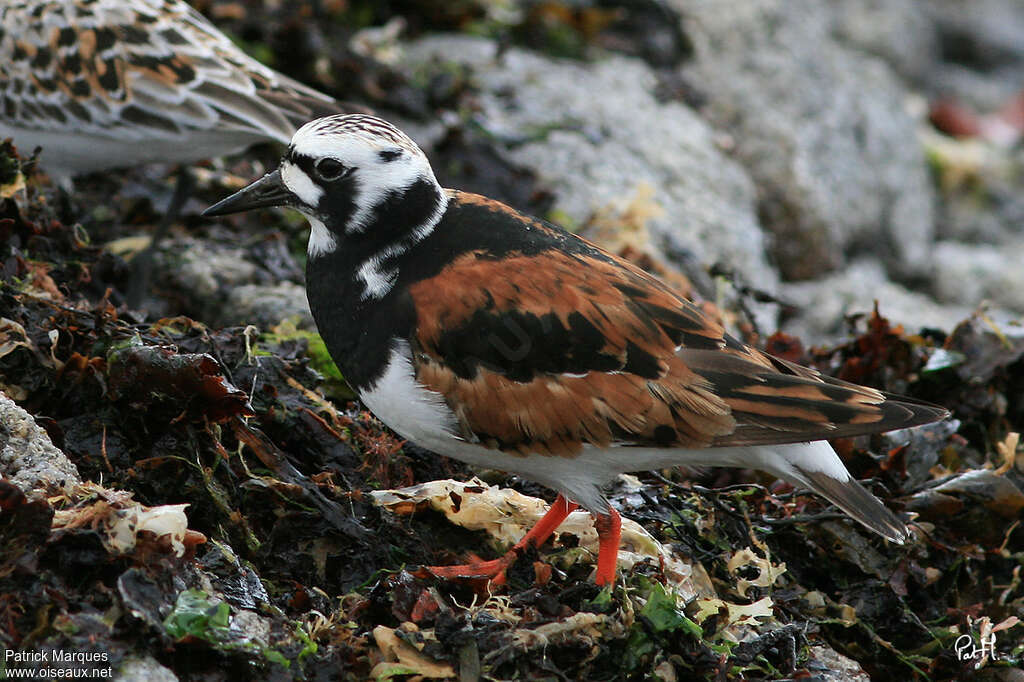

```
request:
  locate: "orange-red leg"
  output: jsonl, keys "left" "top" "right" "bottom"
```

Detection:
{"left": 426, "top": 494, "right": 579, "bottom": 583}
{"left": 593, "top": 506, "right": 622, "bottom": 586}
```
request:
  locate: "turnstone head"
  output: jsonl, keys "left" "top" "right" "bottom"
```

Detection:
{"left": 0, "top": 0, "right": 356, "bottom": 183}
{"left": 205, "top": 114, "right": 950, "bottom": 585}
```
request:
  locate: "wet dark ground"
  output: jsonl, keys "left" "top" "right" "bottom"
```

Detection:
{"left": 1, "top": 2, "right": 1023, "bottom": 680}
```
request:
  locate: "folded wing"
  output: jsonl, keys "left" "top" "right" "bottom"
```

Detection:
{"left": 407, "top": 216, "right": 946, "bottom": 458}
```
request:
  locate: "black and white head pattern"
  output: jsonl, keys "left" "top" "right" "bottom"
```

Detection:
{"left": 279, "top": 114, "right": 445, "bottom": 263}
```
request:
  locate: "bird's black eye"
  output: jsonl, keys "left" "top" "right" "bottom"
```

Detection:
{"left": 314, "top": 158, "right": 347, "bottom": 182}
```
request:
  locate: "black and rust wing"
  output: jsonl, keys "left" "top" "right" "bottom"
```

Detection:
{"left": 406, "top": 194, "right": 947, "bottom": 458}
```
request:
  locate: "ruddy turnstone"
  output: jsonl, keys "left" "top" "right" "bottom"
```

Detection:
{"left": 204, "top": 114, "right": 950, "bottom": 585}
{"left": 0, "top": 0, "right": 356, "bottom": 184}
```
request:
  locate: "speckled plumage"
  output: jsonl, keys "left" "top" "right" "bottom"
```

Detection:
{"left": 0, "top": 0, "right": 353, "bottom": 181}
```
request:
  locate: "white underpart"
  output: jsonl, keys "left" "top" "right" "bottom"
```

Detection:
{"left": 359, "top": 341, "right": 461, "bottom": 445}
{"left": 496, "top": 441, "right": 851, "bottom": 513}
{"left": 607, "top": 440, "right": 851, "bottom": 487}
{"left": 306, "top": 217, "right": 336, "bottom": 258}
{"left": 358, "top": 345, "right": 852, "bottom": 514}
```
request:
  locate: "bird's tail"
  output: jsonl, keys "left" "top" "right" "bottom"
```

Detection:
{"left": 742, "top": 440, "right": 911, "bottom": 544}
{"left": 789, "top": 465, "right": 911, "bottom": 544}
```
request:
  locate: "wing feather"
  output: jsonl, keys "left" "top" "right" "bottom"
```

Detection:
{"left": 0, "top": 0, "right": 360, "bottom": 141}
{"left": 406, "top": 193, "right": 947, "bottom": 459}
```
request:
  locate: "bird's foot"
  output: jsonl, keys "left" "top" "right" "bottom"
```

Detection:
{"left": 423, "top": 493, "right": 580, "bottom": 587}
{"left": 419, "top": 495, "right": 623, "bottom": 587}
{"left": 423, "top": 552, "right": 518, "bottom": 586}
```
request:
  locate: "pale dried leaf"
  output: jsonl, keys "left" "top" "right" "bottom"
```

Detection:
{"left": 692, "top": 596, "right": 774, "bottom": 628}
{"left": 726, "top": 547, "right": 787, "bottom": 598}
{"left": 371, "top": 625, "right": 455, "bottom": 680}
{"left": 0, "top": 172, "right": 26, "bottom": 199}
{"left": 995, "top": 432, "right": 1020, "bottom": 475}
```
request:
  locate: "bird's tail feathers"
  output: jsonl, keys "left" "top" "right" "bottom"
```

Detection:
{"left": 790, "top": 465, "right": 911, "bottom": 544}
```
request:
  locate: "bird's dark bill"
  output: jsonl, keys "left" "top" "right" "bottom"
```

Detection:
{"left": 202, "top": 168, "right": 293, "bottom": 217}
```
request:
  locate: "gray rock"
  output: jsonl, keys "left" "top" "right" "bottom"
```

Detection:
{"left": 940, "top": 191, "right": 1022, "bottom": 245}
{"left": 923, "top": 0, "right": 1024, "bottom": 117}
{"left": 926, "top": 0, "right": 1024, "bottom": 69}
{"left": 0, "top": 391, "right": 80, "bottom": 493}
{"left": 401, "top": 36, "right": 778, "bottom": 299}
{"left": 932, "top": 469, "right": 1024, "bottom": 512}
{"left": 931, "top": 142, "right": 1024, "bottom": 245}
{"left": 115, "top": 656, "right": 179, "bottom": 682}
{"left": 945, "top": 310, "right": 1024, "bottom": 384}
{"left": 158, "top": 238, "right": 261, "bottom": 302}
{"left": 779, "top": 260, "right": 972, "bottom": 342}
{"left": 675, "top": 0, "right": 937, "bottom": 281}
{"left": 881, "top": 419, "right": 962, "bottom": 489}
{"left": 804, "top": 644, "right": 870, "bottom": 682}
{"left": 932, "top": 240, "right": 1024, "bottom": 312}
{"left": 831, "top": 0, "right": 939, "bottom": 82}
{"left": 151, "top": 236, "right": 308, "bottom": 327}
{"left": 220, "top": 282, "right": 314, "bottom": 330}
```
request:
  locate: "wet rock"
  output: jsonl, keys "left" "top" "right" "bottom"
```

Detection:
{"left": 930, "top": 469, "right": 1024, "bottom": 518}
{"left": 908, "top": 468, "right": 1024, "bottom": 545}
{"left": 401, "top": 35, "right": 778, "bottom": 300}
{"left": 881, "top": 419, "right": 962, "bottom": 490}
{"left": 0, "top": 391, "right": 80, "bottom": 493}
{"left": 677, "top": 0, "right": 936, "bottom": 281}
{"left": 199, "top": 541, "right": 271, "bottom": 611}
{"left": 118, "top": 569, "right": 172, "bottom": 632}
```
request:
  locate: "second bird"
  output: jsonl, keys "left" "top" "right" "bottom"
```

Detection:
{"left": 0, "top": 0, "right": 356, "bottom": 184}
